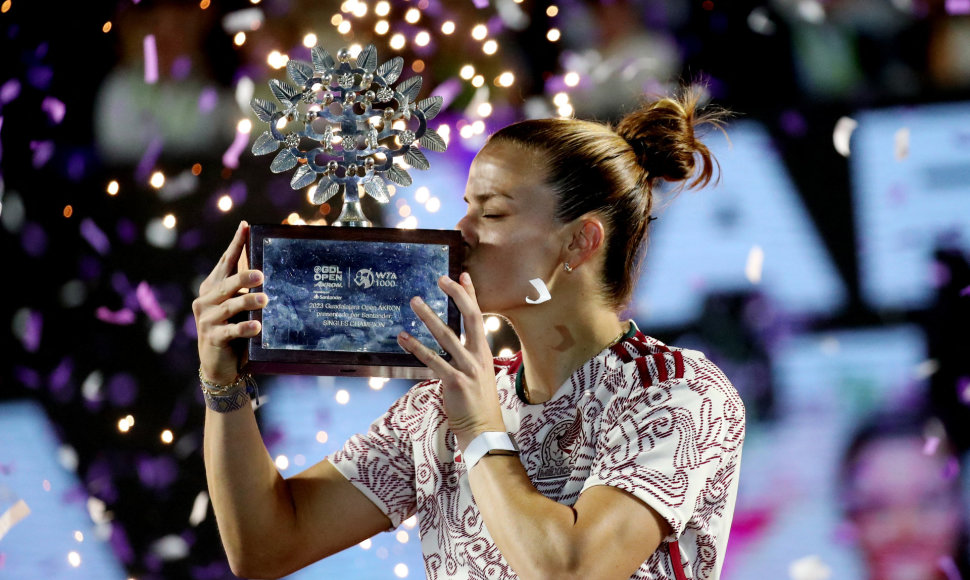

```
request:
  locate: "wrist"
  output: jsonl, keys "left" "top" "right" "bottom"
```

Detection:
{"left": 461, "top": 431, "right": 519, "bottom": 470}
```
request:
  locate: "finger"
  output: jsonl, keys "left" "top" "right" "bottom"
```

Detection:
{"left": 397, "top": 331, "right": 457, "bottom": 379}
{"left": 211, "top": 291, "right": 268, "bottom": 325}
{"left": 199, "top": 269, "right": 264, "bottom": 307}
{"left": 437, "top": 275, "right": 487, "bottom": 355}
{"left": 213, "top": 221, "right": 249, "bottom": 281}
{"left": 219, "top": 319, "right": 262, "bottom": 343}
{"left": 409, "top": 296, "right": 476, "bottom": 369}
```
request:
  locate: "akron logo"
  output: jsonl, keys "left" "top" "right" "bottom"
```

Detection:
{"left": 354, "top": 268, "right": 398, "bottom": 289}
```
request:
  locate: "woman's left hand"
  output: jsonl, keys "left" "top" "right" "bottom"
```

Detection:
{"left": 397, "top": 272, "right": 506, "bottom": 449}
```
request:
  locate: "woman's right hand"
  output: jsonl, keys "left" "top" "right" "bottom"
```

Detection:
{"left": 192, "top": 221, "right": 267, "bottom": 385}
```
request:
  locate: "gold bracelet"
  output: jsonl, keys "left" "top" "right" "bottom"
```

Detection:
{"left": 198, "top": 367, "right": 251, "bottom": 396}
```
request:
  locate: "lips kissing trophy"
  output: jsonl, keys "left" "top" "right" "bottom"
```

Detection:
{"left": 245, "top": 43, "right": 462, "bottom": 379}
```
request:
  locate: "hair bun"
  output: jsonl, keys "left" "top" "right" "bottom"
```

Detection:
{"left": 615, "top": 86, "right": 726, "bottom": 189}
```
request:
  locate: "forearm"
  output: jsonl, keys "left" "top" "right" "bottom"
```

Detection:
{"left": 468, "top": 455, "right": 589, "bottom": 579}
{"left": 203, "top": 405, "right": 297, "bottom": 578}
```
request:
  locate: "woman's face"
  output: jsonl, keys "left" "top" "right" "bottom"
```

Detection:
{"left": 847, "top": 436, "right": 963, "bottom": 580}
{"left": 458, "top": 141, "right": 568, "bottom": 315}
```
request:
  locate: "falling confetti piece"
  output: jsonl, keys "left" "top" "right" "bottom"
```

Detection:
{"left": 135, "top": 136, "right": 164, "bottom": 183}
{"left": 0, "top": 79, "right": 20, "bottom": 104}
{"left": 946, "top": 0, "right": 970, "bottom": 14}
{"left": 939, "top": 555, "right": 962, "bottom": 580}
{"left": 745, "top": 245, "right": 764, "bottom": 284}
{"left": 143, "top": 34, "right": 158, "bottom": 84}
{"left": 40, "top": 96, "right": 65, "bottom": 124}
{"left": 0, "top": 500, "right": 31, "bottom": 542}
{"left": 222, "top": 126, "right": 249, "bottom": 169}
{"left": 960, "top": 285, "right": 970, "bottom": 297}
{"left": 136, "top": 281, "right": 166, "bottom": 321}
{"left": 832, "top": 116, "right": 858, "bottom": 157}
{"left": 96, "top": 306, "right": 137, "bottom": 325}
{"left": 915, "top": 359, "right": 940, "bottom": 380}
{"left": 924, "top": 435, "right": 941, "bottom": 455}
{"left": 29, "top": 140, "right": 54, "bottom": 168}
{"left": 198, "top": 86, "right": 218, "bottom": 113}
{"left": 894, "top": 127, "right": 910, "bottom": 161}
{"left": 789, "top": 554, "right": 831, "bottom": 580}
{"left": 188, "top": 491, "right": 209, "bottom": 527}
{"left": 79, "top": 218, "right": 110, "bottom": 255}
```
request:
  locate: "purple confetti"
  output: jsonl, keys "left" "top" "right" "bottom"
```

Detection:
{"left": 183, "top": 314, "right": 198, "bottom": 339}
{"left": 96, "top": 306, "right": 137, "bottom": 325}
{"left": 22, "top": 310, "right": 42, "bottom": 352}
{"left": 110, "top": 523, "right": 135, "bottom": 565}
{"left": 27, "top": 66, "right": 53, "bottom": 90}
{"left": 924, "top": 435, "right": 941, "bottom": 455}
{"left": 171, "top": 55, "right": 192, "bottom": 80}
{"left": 946, "top": 0, "right": 970, "bottom": 13}
{"left": 29, "top": 140, "right": 54, "bottom": 168}
{"left": 22, "top": 222, "right": 48, "bottom": 256}
{"left": 117, "top": 218, "right": 138, "bottom": 244}
{"left": 472, "top": 0, "right": 489, "bottom": 7}
{"left": 49, "top": 357, "right": 73, "bottom": 390}
{"left": 0, "top": 79, "right": 20, "bottom": 104}
{"left": 40, "top": 96, "right": 65, "bottom": 124}
{"left": 80, "top": 218, "right": 111, "bottom": 255}
{"left": 144, "top": 34, "right": 158, "bottom": 84}
{"left": 221, "top": 127, "right": 249, "bottom": 169}
{"left": 135, "top": 136, "right": 164, "bottom": 183}
{"left": 107, "top": 373, "right": 138, "bottom": 407}
{"left": 136, "top": 281, "right": 167, "bottom": 321}
{"left": 961, "top": 285, "right": 970, "bottom": 296}
{"left": 198, "top": 86, "right": 218, "bottom": 113}
{"left": 67, "top": 153, "right": 85, "bottom": 181}
{"left": 14, "top": 366, "right": 41, "bottom": 389}
{"left": 136, "top": 455, "right": 178, "bottom": 490}
{"left": 944, "top": 456, "right": 961, "bottom": 481}
{"left": 431, "top": 78, "right": 461, "bottom": 109}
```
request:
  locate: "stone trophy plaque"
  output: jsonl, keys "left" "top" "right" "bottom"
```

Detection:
{"left": 242, "top": 44, "right": 460, "bottom": 378}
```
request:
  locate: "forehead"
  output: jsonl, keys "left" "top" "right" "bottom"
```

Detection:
{"left": 467, "top": 142, "right": 551, "bottom": 194}
{"left": 851, "top": 437, "right": 955, "bottom": 498}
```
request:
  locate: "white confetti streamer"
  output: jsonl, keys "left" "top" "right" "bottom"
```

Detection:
{"left": 0, "top": 499, "right": 31, "bottom": 542}
{"left": 745, "top": 245, "right": 765, "bottom": 284}
{"left": 189, "top": 491, "right": 209, "bottom": 527}
{"left": 833, "top": 116, "right": 858, "bottom": 157}
{"left": 894, "top": 127, "right": 910, "bottom": 161}
{"left": 789, "top": 554, "right": 832, "bottom": 580}
{"left": 143, "top": 35, "right": 158, "bottom": 84}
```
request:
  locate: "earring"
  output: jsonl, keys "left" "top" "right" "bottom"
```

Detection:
{"left": 563, "top": 263, "right": 573, "bottom": 273}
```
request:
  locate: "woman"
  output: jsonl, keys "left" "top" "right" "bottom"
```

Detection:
{"left": 193, "top": 88, "right": 745, "bottom": 579}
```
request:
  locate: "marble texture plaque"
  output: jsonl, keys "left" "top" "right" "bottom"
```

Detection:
{"left": 246, "top": 224, "right": 463, "bottom": 378}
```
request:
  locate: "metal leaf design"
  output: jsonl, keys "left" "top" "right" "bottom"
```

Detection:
{"left": 287, "top": 59, "right": 313, "bottom": 87}
{"left": 356, "top": 44, "right": 378, "bottom": 72}
{"left": 384, "top": 164, "right": 413, "bottom": 187}
{"left": 397, "top": 76, "right": 423, "bottom": 102}
{"left": 405, "top": 147, "right": 430, "bottom": 170}
{"left": 376, "top": 57, "right": 404, "bottom": 84}
{"left": 311, "top": 180, "right": 341, "bottom": 205}
{"left": 363, "top": 176, "right": 390, "bottom": 203}
{"left": 270, "top": 148, "right": 298, "bottom": 173}
{"left": 312, "top": 47, "right": 335, "bottom": 73}
{"left": 415, "top": 96, "right": 443, "bottom": 121}
{"left": 270, "top": 79, "right": 299, "bottom": 107}
{"left": 251, "top": 131, "right": 280, "bottom": 156}
{"left": 251, "top": 98, "right": 277, "bottom": 123}
{"left": 419, "top": 127, "right": 446, "bottom": 152}
{"left": 290, "top": 164, "right": 316, "bottom": 189}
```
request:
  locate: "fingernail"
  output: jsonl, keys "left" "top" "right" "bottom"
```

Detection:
{"left": 461, "top": 272, "right": 471, "bottom": 284}
{"left": 412, "top": 296, "right": 424, "bottom": 306}
{"left": 256, "top": 293, "right": 268, "bottom": 305}
{"left": 250, "top": 271, "right": 262, "bottom": 282}
{"left": 399, "top": 331, "right": 411, "bottom": 341}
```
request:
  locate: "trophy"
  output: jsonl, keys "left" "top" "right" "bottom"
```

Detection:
{"left": 244, "top": 44, "right": 463, "bottom": 379}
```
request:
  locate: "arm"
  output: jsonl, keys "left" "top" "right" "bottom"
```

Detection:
{"left": 398, "top": 274, "right": 671, "bottom": 579}
{"left": 194, "top": 221, "right": 391, "bottom": 579}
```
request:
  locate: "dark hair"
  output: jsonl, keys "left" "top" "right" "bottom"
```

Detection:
{"left": 488, "top": 86, "right": 726, "bottom": 309}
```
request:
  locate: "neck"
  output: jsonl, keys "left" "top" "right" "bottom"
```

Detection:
{"left": 505, "top": 299, "right": 627, "bottom": 405}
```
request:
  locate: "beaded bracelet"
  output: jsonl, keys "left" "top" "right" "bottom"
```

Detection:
{"left": 199, "top": 368, "right": 259, "bottom": 413}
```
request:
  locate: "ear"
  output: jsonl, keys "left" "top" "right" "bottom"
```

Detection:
{"left": 563, "top": 215, "right": 605, "bottom": 270}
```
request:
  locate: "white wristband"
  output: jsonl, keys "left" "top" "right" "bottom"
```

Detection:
{"left": 462, "top": 431, "right": 519, "bottom": 470}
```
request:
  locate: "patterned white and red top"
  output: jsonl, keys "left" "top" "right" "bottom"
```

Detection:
{"left": 329, "top": 323, "right": 745, "bottom": 579}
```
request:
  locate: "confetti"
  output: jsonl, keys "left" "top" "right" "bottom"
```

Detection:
{"left": 946, "top": 0, "right": 970, "bottom": 14}
{"left": 832, "top": 117, "right": 858, "bottom": 157}
{"left": 222, "top": 126, "right": 249, "bottom": 169}
{"left": 143, "top": 34, "right": 158, "bottom": 84}
{"left": 960, "top": 285, "right": 970, "bottom": 297}
{"left": 0, "top": 79, "right": 20, "bottom": 104}
{"left": 96, "top": 306, "right": 137, "bottom": 325}
{"left": 80, "top": 218, "right": 111, "bottom": 255}
{"left": 40, "top": 96, "right": 65, "bottom": 124}
{"left": 188, "top": 491, "right": 209, "bottom": 527}
{"left": 745, "top": 245, "right": 764, "bottom": 284}
{"left": 939, "top": 555, "right": 962, "bottom": 580}
{"left": 136, "top": 281, "right": 167, "bottom": 321}
{"left": 29, "top": 139, "right": 54, "bottom": 168}
{"left": 788, "top": 554, "right": 831, "bottom": 580}
{"left": 0, "top": 500, "right": 31, "bottom": 542}
{"left": 894, "top": 127, "right": 909, "bottom": 160}
{"left": 135, "top": 136, "right": 164, "bottom": 183}
{"left": 923, "top": 435, "right": 941, "bottom": 455}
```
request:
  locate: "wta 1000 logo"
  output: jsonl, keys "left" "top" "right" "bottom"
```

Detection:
{"left": 354, "top": 268, "right": 398, "bottom": 289}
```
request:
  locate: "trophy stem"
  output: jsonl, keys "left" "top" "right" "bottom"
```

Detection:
{"left": 332, "top": 184, "right": 372, "bottom": 227}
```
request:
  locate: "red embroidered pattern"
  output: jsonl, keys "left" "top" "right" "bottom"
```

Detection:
{"left": 329, "top": 329, "right": 745, "bottom": 579}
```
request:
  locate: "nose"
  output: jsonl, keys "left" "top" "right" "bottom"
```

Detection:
{"left": 456, "top": 214, "right": 475, "bottom": 247}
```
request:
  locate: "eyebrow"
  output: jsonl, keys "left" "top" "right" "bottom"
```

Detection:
{"left": 462, "top": 191, "right": 515, "bottom": 204}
